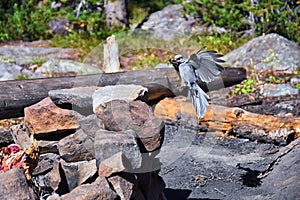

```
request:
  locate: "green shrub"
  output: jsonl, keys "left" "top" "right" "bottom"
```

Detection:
{"left": 182, "top": 0, "right": 300, "bottom": 43}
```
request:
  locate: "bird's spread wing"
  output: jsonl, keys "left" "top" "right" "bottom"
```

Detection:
{"left": 188, "top": 47, "right": 225, "bottom": 83}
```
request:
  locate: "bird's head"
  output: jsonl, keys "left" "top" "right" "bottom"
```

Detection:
{"left": 169, "top": 54, "right": 185, "bottom": 72}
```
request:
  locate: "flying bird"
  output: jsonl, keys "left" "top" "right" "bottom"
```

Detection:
{"left": 169, "top": 47, "right": 225, "bottom": 118}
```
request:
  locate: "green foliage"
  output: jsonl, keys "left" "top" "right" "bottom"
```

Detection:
{"left": 296, "top": 83, "right": 300, "bottom": 90}
{"left": 233, "top": 78, "right": 256, "bottom": 95}
{"left": 182, "top": 0, "right": 300, "bottom": 43}
{"left": 14, "top": 74, "right": 29, "bottom": 80}
{"left": 0, "top": 1, "right": 53, "bottom": 41}
{"left": 265, "top": 75, "right": 290, "bottom": 83}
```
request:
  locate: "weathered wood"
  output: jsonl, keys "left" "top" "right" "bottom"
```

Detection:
{"left": 0, "top": 67, "right": 246, "bottom": 119}
{"left": 154, "top": 98, "right": 300, "bottom": 144}
{"left": 103, "top": 35, "right": 121, "bottom": 73}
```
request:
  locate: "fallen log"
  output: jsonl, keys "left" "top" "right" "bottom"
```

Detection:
{"left": 154, "top": 98, "right": 300, "bottom": 144}
{"left": 0, "top": 67, "right": 245, "bottom": 119}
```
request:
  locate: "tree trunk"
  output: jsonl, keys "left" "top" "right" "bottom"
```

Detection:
{"left": 0, "top": 67, "right": 246, "bottom": 119}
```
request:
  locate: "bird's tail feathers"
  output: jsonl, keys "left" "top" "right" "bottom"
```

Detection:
{"left": 190, "top": 83, "right": 209, "bottom": 118}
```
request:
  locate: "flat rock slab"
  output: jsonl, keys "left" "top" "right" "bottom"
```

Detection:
{"left": 0, "top": 61, "right": 43, "bottom": 81}
{"left": 0, "top": 45, "right": 78, "bottom": 66}
{"left": 93, "top": 84, "right": 148, "bottom": 113}
{"left": 49, "top": 86, "right": 99, "bottom": 108}
{"left": 36, "top": 60, "right": 102, "bottom": 76}
{"left": 0, "top": 168, "right": 37, "bottom": 199}
{"left": 60, "top": 182, "right": 118, "bottom": 200}
{"left": 24, "top": 97, "right": 83, "bottom": 136}
{"left": 160, "top": 123, "right": 299, "bottom": 199}
{"left": 260, "top": 83, "right": 299, "bottom": 97}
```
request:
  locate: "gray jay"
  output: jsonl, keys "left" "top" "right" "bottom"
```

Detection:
{"left": 169, "top": 47, "right": 225, "bottom": 118}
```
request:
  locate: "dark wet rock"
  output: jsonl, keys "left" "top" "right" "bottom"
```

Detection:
{"left": 0, "top": 61, "right": 43, "bottom": 81}
{"left": 259, "top": 138, "right": 300, "bottom": 199}
{"left": 24, "top": 97, "right": 83, "bottom": 136}
{"left": 160, "top": 123, "right": 282, "bottom": 199}
{"left": 139, "top": 4, "right": 208, "bottom": 41}
{"left": 0, "top": 128, "right": 13, "bottom": 147}
{"left": 38, "top": 140, "right": 59, "bottom": 154}
{"left": 36, "top": 59, "right": 101, "bottom": 76}
{"left": 58, "top": 128, "right": 95, "bottom": 162}
{"left": 49, "top": 87, "right": 99, "bottom": 116}
{"left": 60, "top": 182, "right": 118, "bottom": 200}
{"left": 260, "top": 83, "right": 298, "bottom": 97}
{"left": 60, "top": 159, "right": 97, "bottom": 191}
{"left": 0, "top": 45, "right": 78, "bottom": 66}
{"left": 135, "top": 172, "right": 166, "bottom": 200}
{"left": 0, "top": 168, "right": 37, "bottom": 199}
{"left": 224, "top": 33, "right": 300, "bottom": 73}
{"left": 95, "top": 100, "right": 164, "bottom": 152}
{"left": 94, "top": 129, "right": 142, "bottom": 170}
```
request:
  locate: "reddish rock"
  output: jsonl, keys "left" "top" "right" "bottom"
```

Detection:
{"left": 24, "top": 97, "right": 83, "bottom": 136}
{"left": 95, "top": 100, "right": 164, "bottom": 152}
{"left": 98, "top": 152, "right": 129, "bottom": 177}
{"left": 0, "top": 168, "right": 37, "bottom": 199}
{"left": 108, "top": 175, "right": 135, "bottom": 200}
{"left": 60, "top": 182, "right": 118, "bottom": 200}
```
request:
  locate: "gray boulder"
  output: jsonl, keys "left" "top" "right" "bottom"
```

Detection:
{"left": 224, "top": 33, "right": 300, "bottom": 73}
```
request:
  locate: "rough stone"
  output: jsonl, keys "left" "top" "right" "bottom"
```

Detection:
{"left": 260, "top": 83, "right": 299, "bottom": 97}
{"left": 95, "top": 100, "right": 164, "bottom": 152}
{"left": 32, "top": 153, "right": 60, "bottom": 176}
{"left": 0, "top": 128, "right": 13, "bottom": 147}
{"left": 36, "top": 59, "right": 102, "bottom": 76}
{"left": 58, "top": 129, "right": 94, "bottom": 162}
{"left": 10, "top": 124, "right": 31, "bottom": 149}
{"left": 0, "top": 61, "right": 43, "bottom": 81}
{"left": 38, "top": 140, "right": 59, "bottom": 154}
{"left": 94, "top": 129, "right": 142, "bottom": 170}
{"left": 0, "top": 168, "right": 37, "bottom": 199}
{"left": 0, "top": 45, "right": 78, "bottom": 66}
{"left": 49, "top": 87, "right": 99, "bottom": 116}
{"left": 78, "top": 114, "right": 104, "bottom": 139}
{"left": 60, "top": 159, "right": 97, "bottom": 191}
{"left": 108, "top": 175, "right": 135, "bottom": 200}
{"left": 32, "top": 155, "right": 61, "bottom": 192}
{"left": 60, "top": 182, "right": 118, "bottom": 200}
{"left": 224, "top": 33, "right": 300, "bottom": 73}
{"left": 24, "top": 97, "right": 83, "bottom": 136}
{"left": 98, "top": 152, "right": 130, "bottom": 177}
{"left": 92, "top": 84, "right": 148, "bottom": 113}
{"left": 139, "top": 4, "right": 208, "bottom": 41}
{"left": 259, "top": 138, "right": 300, "bottom": 199}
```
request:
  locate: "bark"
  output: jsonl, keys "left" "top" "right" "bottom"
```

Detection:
{"left": 0, "top": 67, "right": 246, "bottom": 119}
